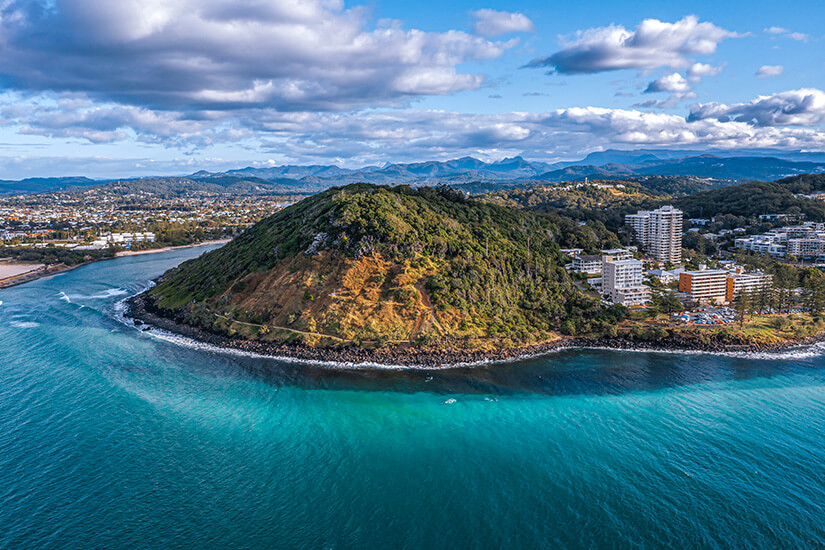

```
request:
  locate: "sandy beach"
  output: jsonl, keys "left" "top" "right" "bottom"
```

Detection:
{"left": 0, "top": 263, "right": 45, "bottom": 280}
{"left": 114, "top": 239, "right": 231, "bottom": 258}
{"left": 0, "top": 239, "right": 230, "bottom": 291}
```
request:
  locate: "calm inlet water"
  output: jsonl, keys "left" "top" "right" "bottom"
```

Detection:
{"left": 1, "top": 247, "right": 825, "bottom": 548}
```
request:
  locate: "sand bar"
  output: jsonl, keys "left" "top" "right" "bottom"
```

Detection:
{"left": 0, "top": 263, "right": 45, "bottom": 280}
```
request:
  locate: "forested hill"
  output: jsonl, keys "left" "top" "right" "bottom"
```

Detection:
{"left": 674, "top": 174, "right": 825, "bottom": 220}
{"left": 145, "top": 183, "right": 624, "bottom": 348}
{"left": 488, "top": 174, "right": 825, "bottom": 230}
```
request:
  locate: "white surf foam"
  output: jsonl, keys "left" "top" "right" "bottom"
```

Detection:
{"left": 10, "top": 320, "right": 39, "bottom": 328}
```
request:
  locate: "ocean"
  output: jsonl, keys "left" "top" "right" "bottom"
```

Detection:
{"left": 1, "top": 246, "right": 824, "bottom": 549}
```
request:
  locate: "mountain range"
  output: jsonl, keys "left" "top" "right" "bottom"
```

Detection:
{"left": 4, "top": 149, "right": 825, "bottom": 195}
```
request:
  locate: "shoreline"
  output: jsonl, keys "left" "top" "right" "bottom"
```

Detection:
{"left": 125, "top": 292, "right": 825, "bottom": 368}
{"left": 0, "top": 262, "right": 77, "bottom": 290}
{"left": 114, "top": 239, "right": 231, "bottom": 258}
{"left": 0, "top": 240, "right": 229, "bottom": 292}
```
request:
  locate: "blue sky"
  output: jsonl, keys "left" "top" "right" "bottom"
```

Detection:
{"left": 0, "top": 0, "right": 822, "bottom": 178}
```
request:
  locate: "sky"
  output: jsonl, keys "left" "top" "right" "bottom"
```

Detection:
{"left": 0, "top": 0, "right": 823, "bottom": 178}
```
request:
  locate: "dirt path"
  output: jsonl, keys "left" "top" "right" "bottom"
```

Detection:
{"left": 215, "top": 314, "right": 412, "bottom": 345}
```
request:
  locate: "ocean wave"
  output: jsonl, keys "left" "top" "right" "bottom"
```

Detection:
{"left": 9, "top": 320, "right": 39, "bottom": 328}
{"left": 574, "top": 342, "right": 825, "bottom": 361}
{"left": 63, "top": 288, "right": 130, "bottom": 301}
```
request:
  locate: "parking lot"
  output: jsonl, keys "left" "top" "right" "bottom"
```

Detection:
{"left": 671, "top": 307, "right": 736, "bottom": 325}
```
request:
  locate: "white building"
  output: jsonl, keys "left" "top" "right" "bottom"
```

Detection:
{"left": 571, "top": 254, "right": 602, "bottom": 275}
{"left": 787, "top": 238, "right": 825, "bottom": 259}
{"left": 603, "top": 259, "right": 650, "bottom": 306}
{"left": 735, "top": 237, "right": 787, "bottom": 257}
{"left": 647, "top": 268, "right": 677, "bottom": 284}
{"left": 92, "top": 232, "right": 156, "bottom": 248}
{"left": 625, "top": 206, "right": 683, "bottom": 264}
{"left": 726, "top": 272, "right": 772, "bottom": 302}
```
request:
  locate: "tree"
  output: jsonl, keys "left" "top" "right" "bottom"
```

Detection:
{"left": 735, "top": 291, "right": 751, "bottom": 328}
{"left": 802, "top": 268, "right": 825, "bottom": 315}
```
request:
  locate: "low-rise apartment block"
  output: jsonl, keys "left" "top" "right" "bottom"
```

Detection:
{"left": 725, "top": 272, "right": 772, "bottom": 302}
{"left": 571, "top": 254, "right": 602, "bottom": 275}
{"left": 678, "top": 269, "right": 728, "bottom": 305}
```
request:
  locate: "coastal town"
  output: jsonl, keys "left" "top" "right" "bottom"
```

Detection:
{"left": 564, "top": 202, "right": 818, "bottom": 322}
{"left": 0, "top": 185, "right": 287, "bottom": 250}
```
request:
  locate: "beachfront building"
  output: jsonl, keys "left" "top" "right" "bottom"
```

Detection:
{"left": 625, "top": 206, "right": 683, "bottom": 264}
{"left": 678, "top": 269, "right": 728, "bottom": 305}
{"left": 571, "top": 254, "right": 602, "bottom": 275}
{"left": 91, "top": 232, "right": 156, "bottom": 248}
{"left": 603, "top": 259, "right": 650, "bottom": 306}
{"left": 725, "top": 272, "right": 773, "bottom": 303}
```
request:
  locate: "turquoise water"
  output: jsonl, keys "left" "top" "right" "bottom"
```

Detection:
{"left": 2, "top": 247, "right": 825, "bottom": 549}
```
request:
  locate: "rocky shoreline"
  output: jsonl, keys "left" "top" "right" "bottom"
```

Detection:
{"left": 125, "top": 293, "right": 825, "bottom": 367}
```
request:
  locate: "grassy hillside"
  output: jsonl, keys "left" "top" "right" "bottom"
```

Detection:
{"left": 146, "top": 183, "right": 623, "bottom": 348}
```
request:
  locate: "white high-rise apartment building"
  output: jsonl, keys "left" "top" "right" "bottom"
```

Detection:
{"left": 625, "top": 206, "right": 683, "bottom": 264}
{"left": 602, "top": 259, "right": 650, "bottom": 306}
{"left": 624, "top": 212, "right": 650, "bottom": 245}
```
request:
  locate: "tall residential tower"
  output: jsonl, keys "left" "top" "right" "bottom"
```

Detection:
{"left": 625, "top": 206, "right": 683, "bottom": 264}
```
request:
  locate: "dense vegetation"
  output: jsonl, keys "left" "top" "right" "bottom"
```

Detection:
{"left": 486, "top": 183, "right": 658, "bottom": 237}
{"left": 147, "top": 183, "right": 626, "bottom": 348}
{"left": 490, "top": 174, "right": 825, "bottom": 237}
{"left": 674, "top": 180, "right": 825, "bottom": 221}
{"left": 0, "top": 246, "right": 115, "bottom": 265}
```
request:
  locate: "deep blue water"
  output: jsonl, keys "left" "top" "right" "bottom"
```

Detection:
{"left": 1, "top": 247, "right": 825, "bottom": 549}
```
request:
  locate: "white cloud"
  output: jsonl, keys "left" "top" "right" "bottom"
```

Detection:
{"left": 755, "top": 65, "right": 784, "bottom": 77}
{"left": 764, "top": 27, "right": 810, "bottom": 42}
{"left": 688, "top": 88, "right": 825, "bottom": 126}
{"left": 3, "top": 90, "right": 825, "bottom": 167}
{"left": 526, "top": 16, "right": 738, "bottom": 74}
{"left": 686, "top": 62, "right": 723, "bottom": 82}
{"left": 230, "top": 101, "right": 825, "bottom": 164}
{"left": 0, "top": 0, "right": 510, "bottom": 112}
{"left": 471, "top": 9, "right": 534, "bottom": 37}
{"left": 644, "top": 73, "right": 691, "bottom": 93}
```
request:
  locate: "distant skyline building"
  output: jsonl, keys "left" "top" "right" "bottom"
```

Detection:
{"left": 625, "top": 206, "right": 683, "bottom": 264}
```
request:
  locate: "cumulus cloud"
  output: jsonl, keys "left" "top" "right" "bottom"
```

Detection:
{"left": 755, "top": 65, "right": 784, "bottom": 77}
{"left": 686, "top": 62, "right": 723, "bottom": 82}
{"left": 765, "top": 26, "right": 788, "bottom": 34}
{"left": 688, "top": 88, "right": 825, "bottom": 126}
{"left": 0, "top": 0, "right": 509, "bottom": 112}
{"left": 526, "top": 16, "right": 738, "bottom": 74}
{"left": 2, "top": 91, "right": 825, "bottom": 169}
{"left": 471, "top": 9, "right": 534, "bottom": 37}
{"left": 266, "top": 104, "right": 825, "bottom": 164}
{"left": 644, "top": 73, "right": 691, "bottom": 93}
